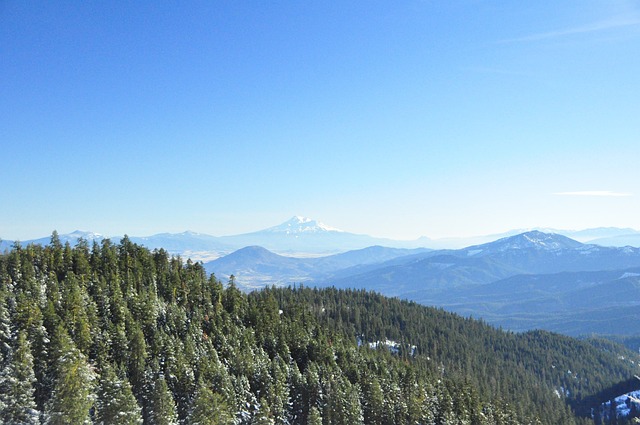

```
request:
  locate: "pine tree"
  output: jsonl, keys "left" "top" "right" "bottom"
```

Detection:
{"left": 147, "top": 374, "right": 178, "bottom": 425}
{"left": 126, "top": 321, "right": 147, "bottom": 399}
{"left": 58, "top": 273, "right": 92, "bottom": 354}
{"left": 325, "top": 374, "right": 364, "bottom": 425}
{"left": 188, "top": 383, "right": 235, "bottom": 425}
{"left": 0, "top": 291, "right": 12, "bottom": 415}
{"left": 287, "top": 361, "right": 306, "bottom": 424}
{"left": 43, "top": 327, "right": 95, "bottom": 425}
{"left": 0, "top": 291, "right": 11, "bottom": 366}
{"left": 361, "top": 375, "right": 384, "bottom": 425}
{"left": 0, "top": 330, "right": 39, "bottom": 424}
{"left": 251, "top": 398, "right": 275, "bottom": 425}
{"left": 95, "top": 361, "right": 143, "bottom": 425}
{"left": 307, "top": 406, "right": 322, "bottom": 425}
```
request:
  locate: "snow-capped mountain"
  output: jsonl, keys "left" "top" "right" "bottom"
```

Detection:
{"left": 327, "top": 231, "right": 640, "bottom": 297}
{"left": 25, "top": 230, "right": 106, "bottom": 247}
{"left": 318, "top": 231, "right": 640, "bottom": 336}
{"left": 260, "top": 216, "right": 343, "bottom": 234}
{"left": 5, "top": 224, "right": 640, "bottom": 338}
{"left": 427, "top": 227, "right": 640, "bottom": 249}
{"left": 463, "top": 230, "right": 583, "bottom": 254}
{"left": 205, "top": 230, "right": 640, "bottom": 296}
{"left": 3, "top": 220, "right": 640, "bottom": 258}
{"left": 215, "top": 216, "right": 426, "bottom": 254}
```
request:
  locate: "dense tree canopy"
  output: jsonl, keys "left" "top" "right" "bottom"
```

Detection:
{"left": 0, "top": 236, "right": 638, "bottom": 424}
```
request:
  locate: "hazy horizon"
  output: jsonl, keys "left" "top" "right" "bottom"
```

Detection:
{"left": 2, "top": 215, "right": 639, "bottom": 245}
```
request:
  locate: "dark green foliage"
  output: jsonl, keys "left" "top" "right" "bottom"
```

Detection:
{"left": 147, "top": 374, "right": 178, "bottom": 425}
{"left": 0, "top": 330, "right": 39, "bottom": 424}
{"left": 189, "top": 383, "right": 234, "bottom": 425}
{"left": 44, "top": 326, "right": 95, "bottom": 424}
{"left": 95, "top": 361, "right": 142, "bottom": 425}
{"left": 0, "top": 236, "right": 638, "bottom": 424}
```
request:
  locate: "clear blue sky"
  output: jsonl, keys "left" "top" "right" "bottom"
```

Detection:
{"left": 1, "top": 1, "right": 639, "bottom": 240}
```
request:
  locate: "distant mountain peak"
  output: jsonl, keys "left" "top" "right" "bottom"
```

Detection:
{"left": 495, "top": 231, "right": 583, "bottom": 251}
{"left": 262, "top": 216, "right": 344, "bottom": 234}
{"left": 227, "top": 245, "right": 280, "bottom": 259}
{"left": 466, "top": 230, "right": 584, "bottom": 255}
{"left": 65, "top": 230, "right": 104, "bottom": 240}
{"left": 180, "top": 230, "right": 205, "bottom": 236}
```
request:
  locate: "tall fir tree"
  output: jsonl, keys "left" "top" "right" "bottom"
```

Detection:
{"left": 0, "top": 290, "right": 12, "bottom": 415}
{"left": 251, "top": 398, "right": 275, "bottom": 425}
{"left": 147, "top": 374, "right": 179, "bottom": 425}
{"left": 189, "top": 383, "right": 235, "bottom": 425}
{"left": 0, "top": 291, "right": 11, "bottom": 366}
{"left": 306, "top": 406, "right": 322, "bottom": 425}
{"left": 43, "top": 327, "right": 95, "bottom": 425}
{"left": 0, "top": 330, "right": 39, "bottom": 425}
{"left": 94, "top": 361, "right": 143, "bottom": 425}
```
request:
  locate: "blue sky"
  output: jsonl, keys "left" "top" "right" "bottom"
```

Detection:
{"left": 1, "top": 1, "right": 639, "bottom": 241}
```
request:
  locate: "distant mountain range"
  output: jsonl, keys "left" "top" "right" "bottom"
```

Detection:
{"left": 430, "top": 268, "right": 640, "bottom": 336}
{"left": 2, "top": 216, "right": 640, "bottom": 256}
{"left": 3, "top": 218, "right": 640, "bottom": 337}
{"left": 429, "top": 227, "right": 640, "bottom": 248}
{"left": 203, "top": 230, "right": 640, "bottom": 337}
{"left": 0, "top": 216, "right": 430, "bottom": 257}
{"left": 203, "top": 245, "right": 431, "bottom": 291}
{"left": 203, "top": 230, "right": 640, "bottom": 291}
{"left": 210, "top": 216, "right": 433, "bottom": 254}
{"left": 326, "top": 231, "right": 640, "bottom": 293}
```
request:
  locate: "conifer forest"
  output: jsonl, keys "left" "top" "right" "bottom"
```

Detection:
{"left": 0, "top": 235, "right": 638, "bottom": 424}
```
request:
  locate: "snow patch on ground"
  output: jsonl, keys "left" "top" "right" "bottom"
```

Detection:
{"left": 597, "top": 390, "right": 640, "bottom": 421}
{"left": 369, "top": 339, "right": 401, "bottom": 354}
{"left": 358, "top": 337, "right": 417, "bottom": 356}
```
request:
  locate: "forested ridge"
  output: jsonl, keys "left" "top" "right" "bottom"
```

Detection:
{"left": 0, "top": 234, "right": 637, "bottom": 424}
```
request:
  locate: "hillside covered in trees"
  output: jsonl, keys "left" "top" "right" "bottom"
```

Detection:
{"left": 0, "top": 234, "right": 638, "bottom": 424}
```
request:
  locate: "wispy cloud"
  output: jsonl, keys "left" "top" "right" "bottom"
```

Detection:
{"left": 554, "top": 191, "right": 632, "bottom": 197}
{"left": 502, "top": 16, "right": 640, "bottom": 43}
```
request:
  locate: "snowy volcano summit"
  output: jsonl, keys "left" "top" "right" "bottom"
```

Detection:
{"left": 261, "top": 216, "right": 344, "bottom": 234}
{"left": 216, "top": 216, "right": 419, "bottom": 254}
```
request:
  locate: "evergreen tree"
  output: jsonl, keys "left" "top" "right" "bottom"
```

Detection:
{"left": 58, "top": 273, "right": 91, "bottom": 354}
{"left": 147, "top": 374, "right": 178, "bottom": 425}
{"left": 0, "top": 291, "right": 12, "bottom": 415}
{"left": 126, "top": 320, "right": 147, "bottom": 399}
{"left": 95, "top": 361, "right": 143, "bottom": 425}
{"left": 287, "top": 361, "right": 306, "bottom": 424}
{"left": 188, "top": 383, "right": 234, "bottom": 425}
{"left": 324, "top": 373, "right": 364, "bottom": 425}
{"left": 43, "top": 327, "right": 95, "bottom": 425}
{"left": 0, "top": 330, "right": 39, "bottom": 425}
{"left": 361, "top": 375, "right": 384, "bottom": 425}
{"left": 609, "top": 398, "right": 618, "bottom": 425}
{"left": 307, "top": 406, "right": 322, "bottom": 425}
{"left": 0, "top": 291, "right": 11, "bottom": 366}
{"left": 251, "top": 398, "right": 275, "bottom": 425}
